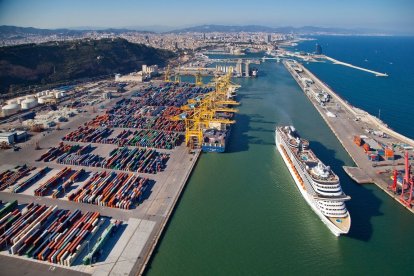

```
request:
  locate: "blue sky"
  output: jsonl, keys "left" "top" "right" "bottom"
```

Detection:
{"left": 0, "top": 0, "right": 413, "bottom": 33}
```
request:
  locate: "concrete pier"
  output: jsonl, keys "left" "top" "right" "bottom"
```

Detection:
{"left": 323, "top": 55, "right": 388, "bottom": 77}
{"left": 342, "top": 166, "right": 373, "bottom": 184}
{"left": 284, "top": 60, "right": 414, "bottom": 214}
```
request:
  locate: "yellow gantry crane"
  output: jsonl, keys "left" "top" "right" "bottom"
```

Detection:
{"left": 195, "top": 69, "right": 203, "bottom": 86}
{"left": 169, "top": 70, "right": 239, "bottom": 149}
{"left": 174, "top": 72, "right": 181, "bottom": 84}
{"left": 164, "top": 65, "right": 172, "bottom": 82}
{"left": 174, "top": 64, "right": 181, "bottom": 84}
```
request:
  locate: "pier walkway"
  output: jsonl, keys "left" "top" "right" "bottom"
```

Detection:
{"left": 323, "top": 55, "right": 388, "bottom": 77}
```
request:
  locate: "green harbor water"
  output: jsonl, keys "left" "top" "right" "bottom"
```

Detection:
{"left": 145, "top": 61, "right": 414, "bottom": 275}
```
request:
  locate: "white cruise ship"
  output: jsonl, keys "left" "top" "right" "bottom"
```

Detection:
{"left": 275, "top": 126, "right": 351, "bottom": 236}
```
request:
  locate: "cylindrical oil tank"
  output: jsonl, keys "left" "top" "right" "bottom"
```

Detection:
{"left": 6, "top": 99, "right": 18, "bottom": 105}
{"left": 38, "top": 96, "right": 49, "bottom": 104}
{"left": 55, "top": 92, "right": 64, "bottom": 99}
{"left": 2, "top": 103, "right": 21, "bottom": 116}
{"left": 21, "top": 98, "right": 38, "bottom": 109}
{"left": 17, "top": 97, "right": 26, "bottom": 104}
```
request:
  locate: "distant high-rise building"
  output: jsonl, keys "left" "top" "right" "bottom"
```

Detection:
{"left": 315, "top": 43, "right": 322, "bottom": 55}
{"left": 266, "top": 34, "right": 272, "bottom": 43}
{"left": 203, "top": 33, "right": 206, "bottom": 40}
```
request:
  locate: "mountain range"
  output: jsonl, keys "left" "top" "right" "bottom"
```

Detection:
{"left": 167, "top": 24, "right": 384, "bottom": 34}
{"left": 0, "top": 24, "right": 389, "bottom": 37}
{"left": 0, "top": 25, "right": 153, "bottom": 39}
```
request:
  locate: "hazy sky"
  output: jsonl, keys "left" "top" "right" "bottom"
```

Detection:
{"left": 0, "top": 0, "right": 413, "bottom": 33}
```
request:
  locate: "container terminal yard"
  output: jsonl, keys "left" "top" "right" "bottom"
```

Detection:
{"left": 284, "top": 59, "right": 414, "bottom": 213}
{"left": 0, "top": 71, "right": 239, "bottom": 275}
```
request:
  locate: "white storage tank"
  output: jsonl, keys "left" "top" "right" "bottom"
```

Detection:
{"left": 38, "top": 96, "right": 52, "bottom": 104}
{"left": 2, "top": 103, "right": 21, "bottom": 116}
{"left": 7, "top": 99, "right": 18, "bottom": 105}
{"left": 21, "top": 98, "right": 38, "bottom": 110}
{"left": 17, "top": 97, "right": 26, "bottom": 104}
{"left": 55, "top": 92, "right": 65, "bottom": 99}
{"left": 38, "top": 96, "right": 46, "bottom": 104}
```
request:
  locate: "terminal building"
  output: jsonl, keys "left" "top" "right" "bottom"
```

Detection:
{"left": 115, "top": 72, "right": 143, "bottom": 83}
{"left": 142, "top": 64, "right": 159, "bottom": 77}
{"left": 115, "top": 64, "right": 159, "bottom": 83}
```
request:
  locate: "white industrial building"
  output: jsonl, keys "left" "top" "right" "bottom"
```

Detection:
{"left": 142, "top": 64, "right": 159, "bottom": 77}
{"left": 0, "top": 131, "right": 27, "bottom": 145}
{"left": 22, "top": 108, "right": 77, "bottom": 129}
{"left": 115, "top": 72, "right": 143, "bottom": 82}
{"left": 0, "top": 132, "right": 16, "bottom": 144}
{"left": 114, "top": 64, "right": 159, "bottom": 83}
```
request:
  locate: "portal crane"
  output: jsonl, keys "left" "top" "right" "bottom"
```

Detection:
{"left": 164, "top": 65, "right": 172, "bottom": 82}
{"left": 400, "top": 151, "right": 414, "bottom": 207}
{"left": 168, "top": 68, "right": 239, "bottom": 149}
{"left": 195, "top": 69, "right": 203, "bottom": 86}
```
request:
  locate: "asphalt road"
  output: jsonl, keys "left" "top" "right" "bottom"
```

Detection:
{"left": 0, "top": 254, "right": 89, "bottom": 276}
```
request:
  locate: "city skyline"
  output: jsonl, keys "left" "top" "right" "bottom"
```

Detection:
{"left": 0, "top": 0, "right": 413, "bottom": 34}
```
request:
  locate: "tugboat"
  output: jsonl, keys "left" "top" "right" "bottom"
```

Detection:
{"left": 251, "top": 67, "right": 258, "bottom": 77}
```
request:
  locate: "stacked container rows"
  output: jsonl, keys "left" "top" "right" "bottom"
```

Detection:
{"left": 0, "top": 201, "right": 106, "bottom": 266}
{"left": 86, "top": 113, "right": 185, "bottom": 131}
{"left": 38, "top": 143, "right": 168, "bottom": 173}
{"left": 63, "top": 126, "right": 182, "bottom": 150}
{"left": 354, "top": 135, "right": 395, "bottom": 161}
{"left": 68, "top": 171, "right": 148, "bottom": 209}
{"left": 0, "top": 165, "right": 35, "bottom": 191}
{"left": 34, "top": 167, "right": 72, "bottom": 196}
{"left": 104, "top": 147, "right": 168, "bottom": 173}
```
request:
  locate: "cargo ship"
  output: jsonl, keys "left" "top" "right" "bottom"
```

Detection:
{"left": 201, "top": 108, "right": 234, "bottom": 153}
{"left": 202, "top": 128, "right": 230, "bottom": 153}
{"left": 275, "top": 126, "right": 351, "bottom": 236}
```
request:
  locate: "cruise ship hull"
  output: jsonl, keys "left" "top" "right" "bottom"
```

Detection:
{"left": 275, "top": 130, "right": 350, "bottom": 236}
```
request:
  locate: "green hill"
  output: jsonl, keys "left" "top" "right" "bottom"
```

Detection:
{"left": 0, "top": 38, "right": 174, "bottom": 94}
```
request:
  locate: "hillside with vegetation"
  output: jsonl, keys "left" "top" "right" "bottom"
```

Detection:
{"left": 0, "top": 38, "right": 174, "bottom": 95}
